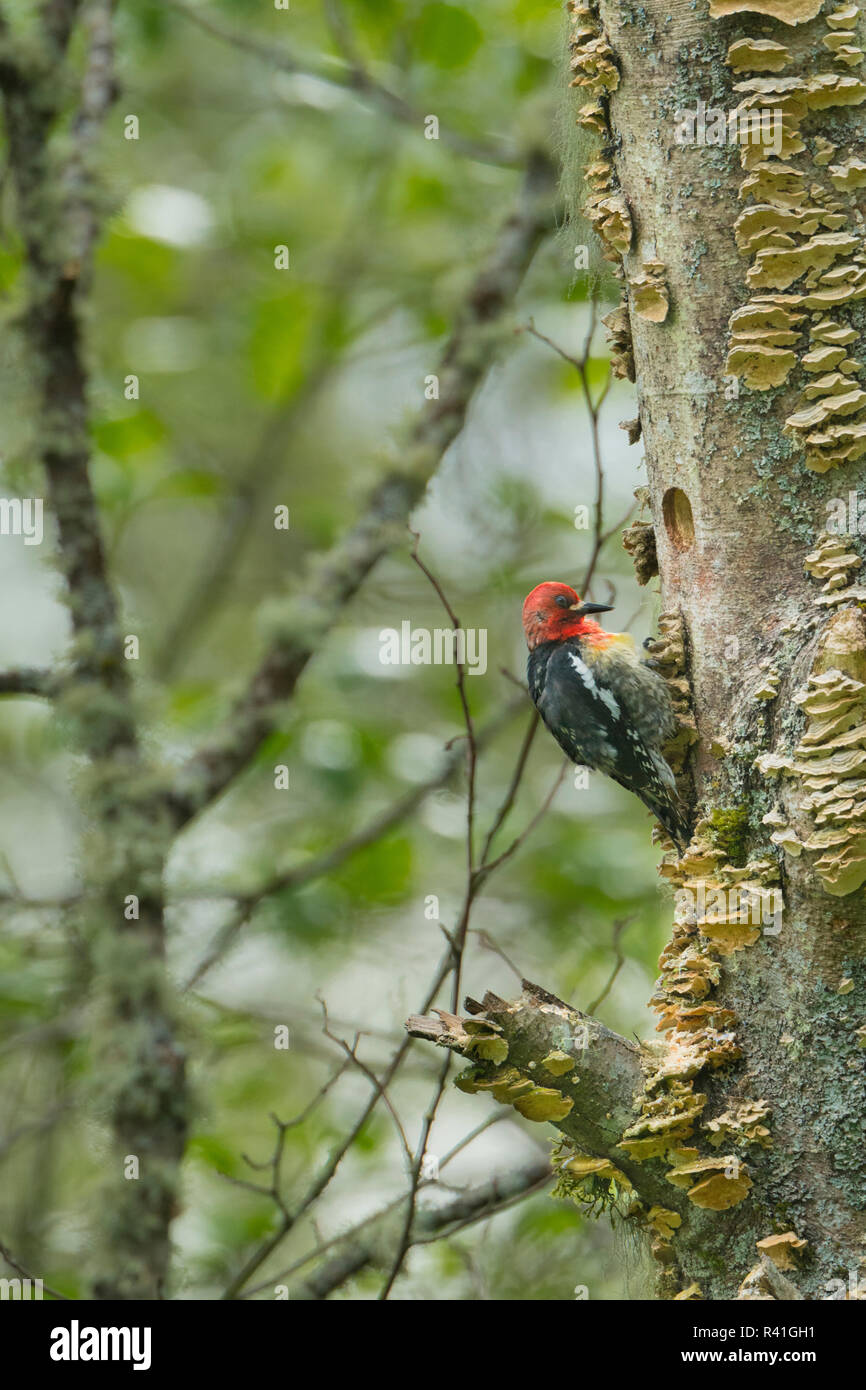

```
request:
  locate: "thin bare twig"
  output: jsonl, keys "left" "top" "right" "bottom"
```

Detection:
{"left": 480, "top": 710, "right": 539, "bottom": 864}
{"left": 318, "top": 1000, "right": 413, "bottom": 1175}
{"left": 220, "top": 934, "right": 458, "bottom": 1299}
{"left": 0, "top": 1239, "right": 69, "bottom": 1301}
{"left": 0, "top": 668, "right": 55, "bottom": 696}
{"left": 378, "top": 544, "right": 564, "bottom": 1299}
{"left": 180, "top": 697, "right": 523, "bottom": 990}
{"left": 522, "top": 291, "right": 613, "bottom": 596}
{"left": 587, "top": 916, "right": 634, "bottom": 1014}
{"left": 471, "top": 929, "right": 525, "bottom": 982}
{"left": 378, "top": 539, "right": 480, "bottom": 1298}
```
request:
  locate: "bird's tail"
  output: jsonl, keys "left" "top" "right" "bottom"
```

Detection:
{"left": 641, "top": 785, "right": 691, "bottom": 854}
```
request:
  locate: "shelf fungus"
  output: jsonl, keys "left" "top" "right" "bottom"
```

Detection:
{"left": 726, "top": 301, "right": 803, "bottom": 389}
{"left": 576, "top": 100, "right": 606, "bottom": 135}
{"left": 709, "top": 0, "right": 823, "bottom": 21}
{"left": 568, "top": 1, "right": 620, "bottom": 99}
{"left": 747, "top": 231, "right": 860, "bottom": 291}
{"left": 823, "top": 31, "right": 866, "bottom": 65}
{"left": 619, "top": 814, "right": 776, "bottom": 1216}
{"left": 629, "top": 259, "right": 670, "bottom": 323}
{"left": 665, "top": 1153, "right": 753, "bottom": 1210}
{"left": 455, "top": 1064, "right": 574, "bottom": 1122}
{"left": 738, "top": 161, "right": 807, "bottom": 207}
{"left": 755, "top": 608, "right": 866, "bottom": 895}
{"left": 559, "top": 1154, "right": 632, "bottom": 1188}
{"left": 754, "top": 662, "right": 781, "bottom": 700}
{"left": 756, "top": 1231, "right": 808, "bottom": 1269}
{"left": 642, "top": 612, "right": 698, "bottom": 775}
{"left": 814, "top": 135, "right": 838, "bottom": 165}
{"left": 586, "top": 189, "right": 633, "bottom": 263}
{"left": 601, "top": 303, "right": 635, "bottom": 381}
{"left": 803, "top": 533, "right": 866, "bottom": 607}
{"left": 719, "top": 13, "right": 866, "bottom": 471}
{"left": 703, "top": 1098, "right": 773, "bottom": 1149}
{"left": 726, "top": 38, "right": 792, "bottom": 71}
{"left": 618, "top": 1080, "right": 708, "bottom": 1160}
{"left": 829, "top": 155, "right": 866, "bottom": 188}
{"left": 622, "top": 517, "right": 659, "bottom": 586}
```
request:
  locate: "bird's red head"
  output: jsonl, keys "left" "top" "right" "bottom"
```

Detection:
{"left": 521, "top": 581, "right": 614, "bottom": 651}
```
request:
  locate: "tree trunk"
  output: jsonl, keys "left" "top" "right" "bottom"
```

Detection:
{"left": 412, "top": 0, "right": 866, "bottom": 1300}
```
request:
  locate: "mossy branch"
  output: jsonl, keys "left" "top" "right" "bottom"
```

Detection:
{"left": 407, "top": 980, "right": 685, "bottom": 1214}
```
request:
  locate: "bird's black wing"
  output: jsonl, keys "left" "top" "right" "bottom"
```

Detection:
{"left": 528, "top": 640, "right": 688, "bottom": 847}
{"left": 529, "top": 640, "right": 652, "bottom": 786}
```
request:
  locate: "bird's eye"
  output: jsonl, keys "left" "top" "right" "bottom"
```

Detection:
{"left": 555, "top": 594, "right": 570, "bottom": 608}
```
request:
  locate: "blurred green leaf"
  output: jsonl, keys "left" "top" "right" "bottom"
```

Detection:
{"left": 414, "top": 3, "right": 482, "bottom": 67}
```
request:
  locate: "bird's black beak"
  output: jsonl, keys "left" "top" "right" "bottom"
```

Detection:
{"left": 570, "top": 601, "right": 614, "bottom": 616}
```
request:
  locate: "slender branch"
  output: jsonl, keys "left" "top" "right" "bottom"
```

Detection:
{"left": 0, "top": 668, "right": 55, "bottom": 696}
{"left": 319, "top": 1001, "right": 413, "bottom": 1175}
{"left": 220, "top": 938, "right": 458, "bottom": 1299}
{"left": 378, "top": 547, "right": 562, "bottom": 1299}
{"left": 0, "top": 4, "right": 188, "bottom": 1298}
{"left": 0, "top": 1239, "right": 69, "bottom": 1301}
{"left": 241, "top": 1114, "right": 512, "bottom": 1297}
{"left": 180, "top": 697, "right": 523, "bottom": 990}
{"left": 523, "top": 292, "right": 612, "bottom": 597}
{"left": 473, "top": 760, "right": 567, "bottom": 887}
{"left": 41, "top": 0, "right": 82, "bottom": 58}
{"left": 410, "top": 532, "right": 477, "bottom": 867}
{"left": 587, "top": 916, "right": 633, "bottom": 1015}
{"left": 480, "top": 710, "right": 539, "bottom": 864}
{"left": 377, "top": 539, "right": 484, "bottom": 1300}
{"left": 378, "top": 1048, "right": 451, "bottom": 1299}
{"left": 288, "top": 1155, "right": 551, "bottom": 1300}
{"left": 407, "top": 982, "right": 683, "bottom": 1212}
{"left": 0, "top": 2, "right": 131, "bottom": 739}
{"left": 220, "top": 672, "right": 562, "bottom": 1298}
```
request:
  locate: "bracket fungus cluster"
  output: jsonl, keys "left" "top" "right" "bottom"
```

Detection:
{"left": 738, "top": 1231, "right": 809, "bottom": 1298}
{"left": 614, "top": 829, "right": 781, "bottom": 1286}
{"left": 758, "top": 602, "right": 866, "bottom": 894}
{"left": 609, "top": 630, "right": 780, "bottom": 1282}
{"left": 720, "top": 3, "right": 866, "bottom": 471}
{"left": 628, "top": 259, "right": 670, "bottom": 324}
{"left": 568, "top": 0, "right": 671, "bottom": 390}
{"left": 803, "top": 529, "right": 866, "bottom": 606}
{"left": 569, "top": 0, "right": 628, "bottom": 264}
{"left": 622, "top": 515, "right": 659, "bottom": 585}
{"left": 642, "top": 613, "right": 698, "bottom": 778}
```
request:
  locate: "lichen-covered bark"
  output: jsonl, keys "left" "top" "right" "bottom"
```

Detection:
{"left": 413, "top": 0, "right": 866, "bottom": 1301}
{"left": 575, "top": 0, "right": 866, "bottom": 1298}
{"left": 587, "top": 0, "right": 866, "bottom": 1300}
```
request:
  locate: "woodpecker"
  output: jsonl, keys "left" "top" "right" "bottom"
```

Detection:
{"left": 522, "top": 580, "right": 689, "bottom": 850}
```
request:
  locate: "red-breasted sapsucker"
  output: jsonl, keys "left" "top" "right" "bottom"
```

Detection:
{"left": 522, "top": 580, "right": 689, "bottom": 850}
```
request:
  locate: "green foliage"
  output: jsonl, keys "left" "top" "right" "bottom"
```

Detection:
{"left": 413, "top": 4, "right": 482, "bottom": 68}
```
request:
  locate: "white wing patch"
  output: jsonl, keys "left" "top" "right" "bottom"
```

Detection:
{"left": 568, "top": 651, "right": 620, "bottom": 719}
